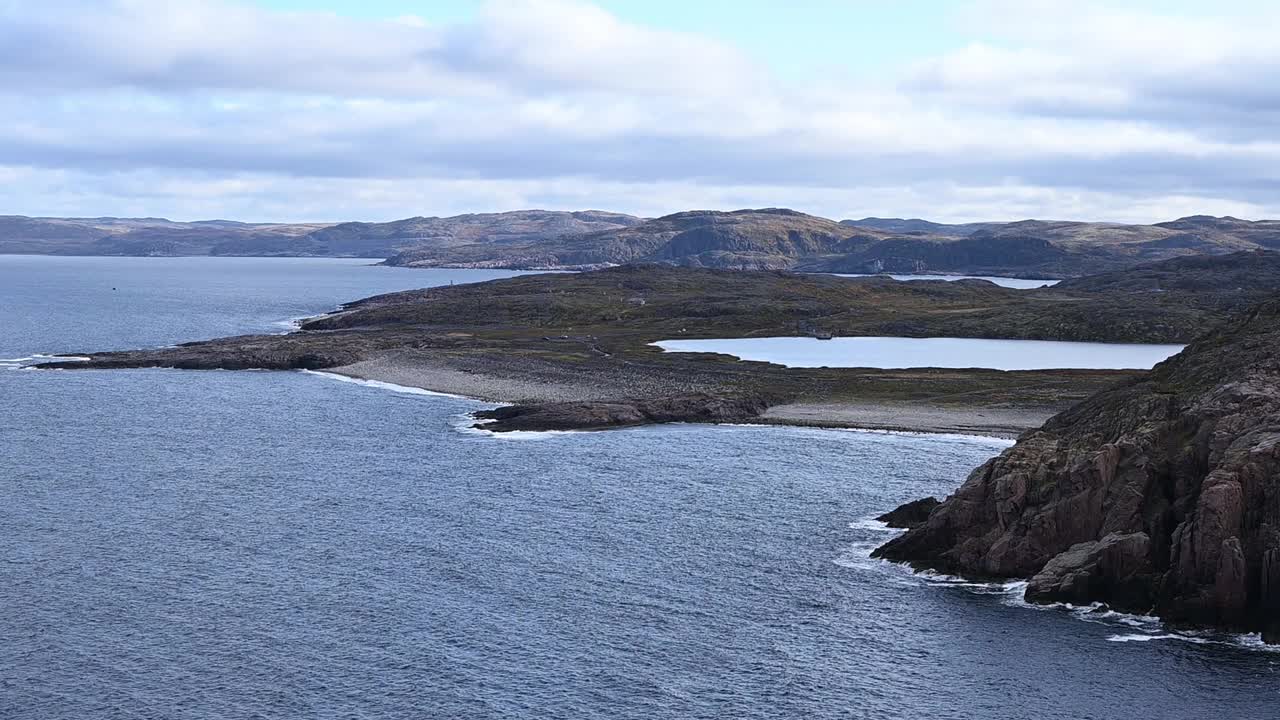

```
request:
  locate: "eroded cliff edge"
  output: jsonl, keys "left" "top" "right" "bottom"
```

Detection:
{"left": 874, "top": 298, "right": 1280, "bottom": 640}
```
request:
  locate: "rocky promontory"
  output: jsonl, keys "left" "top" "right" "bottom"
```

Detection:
{"left": 38, "top": 254, "right": 1280, "bottom": 436}
{"left": 873, "top": 298, "right": 1280, "bottom": 641}
{"left": 473, "top": 393, "right": 772, "bottom": 432}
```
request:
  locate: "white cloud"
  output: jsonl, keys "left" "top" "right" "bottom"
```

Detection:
{"left": 0, "top": 0, "right": 1277, "bottom": 222}
{"left": 912, "top": 0, "right": 1280, "bottom": 136}
{"left": 0, "top": 0, "right": 761, "bottom": 99}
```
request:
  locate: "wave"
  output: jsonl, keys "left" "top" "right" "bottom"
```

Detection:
{"left": 1, "top": 353, "right": 89, "bottom": 368}
{"left": 846, "top": 517, "right": 900, "bottom": 533}
{"left": 1107, "top": 631, "right": 1279, "bottom": 652}
{"left": 300, "top": 370, "right": 482, "bottom": 402}
{"left": 453, "top": 413, "right": 583, "bottom": 441}
{"left": 1108, "top": 633, "right": 1208, "bottom": 644}
{"left": 837, "top": 521, "right": 1279, "bottom": 653}
{"left": 300, "top": 370, "right": 576, "bottom": 441}
{"left": 272, "top": 318, "right": 304, "bottom": 332}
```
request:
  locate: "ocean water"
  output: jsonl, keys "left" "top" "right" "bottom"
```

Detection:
{"left": 2, "top": 256, "right": 1276, "bottom": 719}
{"left": 653, "top": 336, "right": 1185, "bottom": 371}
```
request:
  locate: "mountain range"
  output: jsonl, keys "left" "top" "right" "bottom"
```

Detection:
{"left": 6, "top": 209, "right": 1280, "bottom": 278}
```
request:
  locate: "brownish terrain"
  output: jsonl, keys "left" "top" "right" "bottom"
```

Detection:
{"left": 38, "top": 251, "right": 1280, "bottom": 438}
{"left": 8, "top": 208, "right": 1280, "bottom": 279}
{"left": 874, "top": 297, "right": 1280, "bottom": 642}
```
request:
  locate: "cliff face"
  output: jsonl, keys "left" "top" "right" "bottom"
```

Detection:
{"left": 874, "top": 299, "right": 1280, "bottom": 640}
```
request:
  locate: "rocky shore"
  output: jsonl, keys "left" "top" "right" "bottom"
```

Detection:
{"left": 873, "top": 298, "right": 1280, "bottom": 641}
{"left": 37, "top": 253, "right": 1280, "bottom": 437}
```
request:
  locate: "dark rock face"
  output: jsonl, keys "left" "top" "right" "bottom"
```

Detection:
{"left": 873, "top": 299, "right": 1280, "bottom": 639}
{"left": 473, "top": 393, "right": 770, "bottom": 432}
{"left": 1025, "top": 532, "right": 1156, "bottom": 610}
{"left": 36, "top": 338, "right": 362, "bottom": 372}
{"left": 875, "top": 497, "right": 940, "bottom": 529}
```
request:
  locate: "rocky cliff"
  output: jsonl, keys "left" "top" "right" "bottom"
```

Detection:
{"left": 874, "top": 298, "right": 1280, "bottom": 640}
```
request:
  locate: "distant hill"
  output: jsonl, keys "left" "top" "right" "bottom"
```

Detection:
{"left": 6, "top": 209, "right": 1280, "bottom": 279}
{"left": 386, "top": 209, "right": 886, "bottom": 270}
{"left": 387, "top": 210, "right": 1280, "bottom": 278}
{"left": 308, "top": 210, "right": 642, "bottom": 259}
{"left": 1054, "top": 249, "right": 1280, "bottom": 293}
{"left": 840, "top": 217, "right": 993, "bottom": 236}
{"left": 0, "top": 216, "right": 330, "bottom": 256}
{"left": 0, "top": 210, "right": 641, "bottom": 258}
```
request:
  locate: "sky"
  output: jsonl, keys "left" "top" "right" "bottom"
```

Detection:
{"left": 2, "top": 0, "right": 1279, "bottom": 223}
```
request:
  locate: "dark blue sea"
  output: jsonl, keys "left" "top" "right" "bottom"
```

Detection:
{"left": 2, "top": 256, "right": 1276, "bottom": 719}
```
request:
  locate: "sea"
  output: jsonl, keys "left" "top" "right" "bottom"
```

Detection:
{"left": 2, "top": 256, "right": 1276, "bottom": 719}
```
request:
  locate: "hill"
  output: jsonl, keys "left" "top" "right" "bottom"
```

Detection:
{"left": 840, "top": 217, "right": 992, "bottom": 236}
{"left": 386, "top": 211, "right": 1280, "bottom": 278}
{"left": 0, "top": 211, "right": 641, "bottom": 258}
{"left": 384, "top": 208, "right": 879, "bottom": 270}
{"left": 7, "top": 209, "right": 1280, "bottom": 279}
{"left": 0, "top": 216, "right": 328, "bottom": 256}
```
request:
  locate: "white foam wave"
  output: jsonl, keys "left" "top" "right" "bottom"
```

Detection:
{"left": 454, "top": 414, "right": 583, "bottom": 441}
{"left": 868, "top": 555, "right": 1279, "bottom": 652}
{"left": 300, "top": 370, "right": 480, "bottom": 401}
{"left": 303, "top": 370, "right": 604, "bottom": 441}
{"left": 846, "top": 517, "right": 899, "bottom": 533}
{"left": 0, "top": 353, "right": 89, "bottom": 367}
{"left": 837, "top": 537, "right": 1280, "bottom": 651}
{"left": 831, "top": 541, "right": 888, "bottom": 571}
{"left": 1106, "top": 630, "right": 1280, "bottom": 651}
{"left": 1107, "top": 633, "right": 1209, "bottom": 644}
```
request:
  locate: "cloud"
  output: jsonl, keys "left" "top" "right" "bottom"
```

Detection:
{"left": 0, "top": 0, "right": 761, "bottom": 98}
{"left": 1, "top": 0, "right": 1278, "bottom": 222}
{"left": 907, "top": 0, "right": 1280, "bottom": 140}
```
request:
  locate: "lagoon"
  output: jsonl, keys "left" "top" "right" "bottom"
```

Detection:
{"left": 654, "top": 336, "right": 1185, "bottom": 370}
{"left": 830, "top": 273, "right": 1058, "bottom": 289}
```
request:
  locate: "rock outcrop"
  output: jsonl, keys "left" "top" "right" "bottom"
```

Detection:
{"left": 473, "top": 393, "right": 771, "bottom": 432}
{"left": 873, "top": 298, "right": 1280, "bottom": 640}
{"left": 875, "top": 497, "right": 940, "bottom": 529}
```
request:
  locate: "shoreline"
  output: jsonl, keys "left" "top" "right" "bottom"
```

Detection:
{"left": 323, "top": 356, "right": 1052, "bottom": 438}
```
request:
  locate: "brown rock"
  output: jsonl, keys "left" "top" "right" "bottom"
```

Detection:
{"left": 875, "top": 298, "right": 1280, "bottom": 640}
{"left": 875, "top": 497, "right": 940, "bottom": 529}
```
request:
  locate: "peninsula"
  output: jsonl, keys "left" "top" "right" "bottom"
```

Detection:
{"left": 39, "top": 250, "right": 1280, "bottom": 437}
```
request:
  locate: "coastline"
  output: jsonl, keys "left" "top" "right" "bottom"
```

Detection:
{"left": 322, "top": 353, "right": 1053, "bottom": 438}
